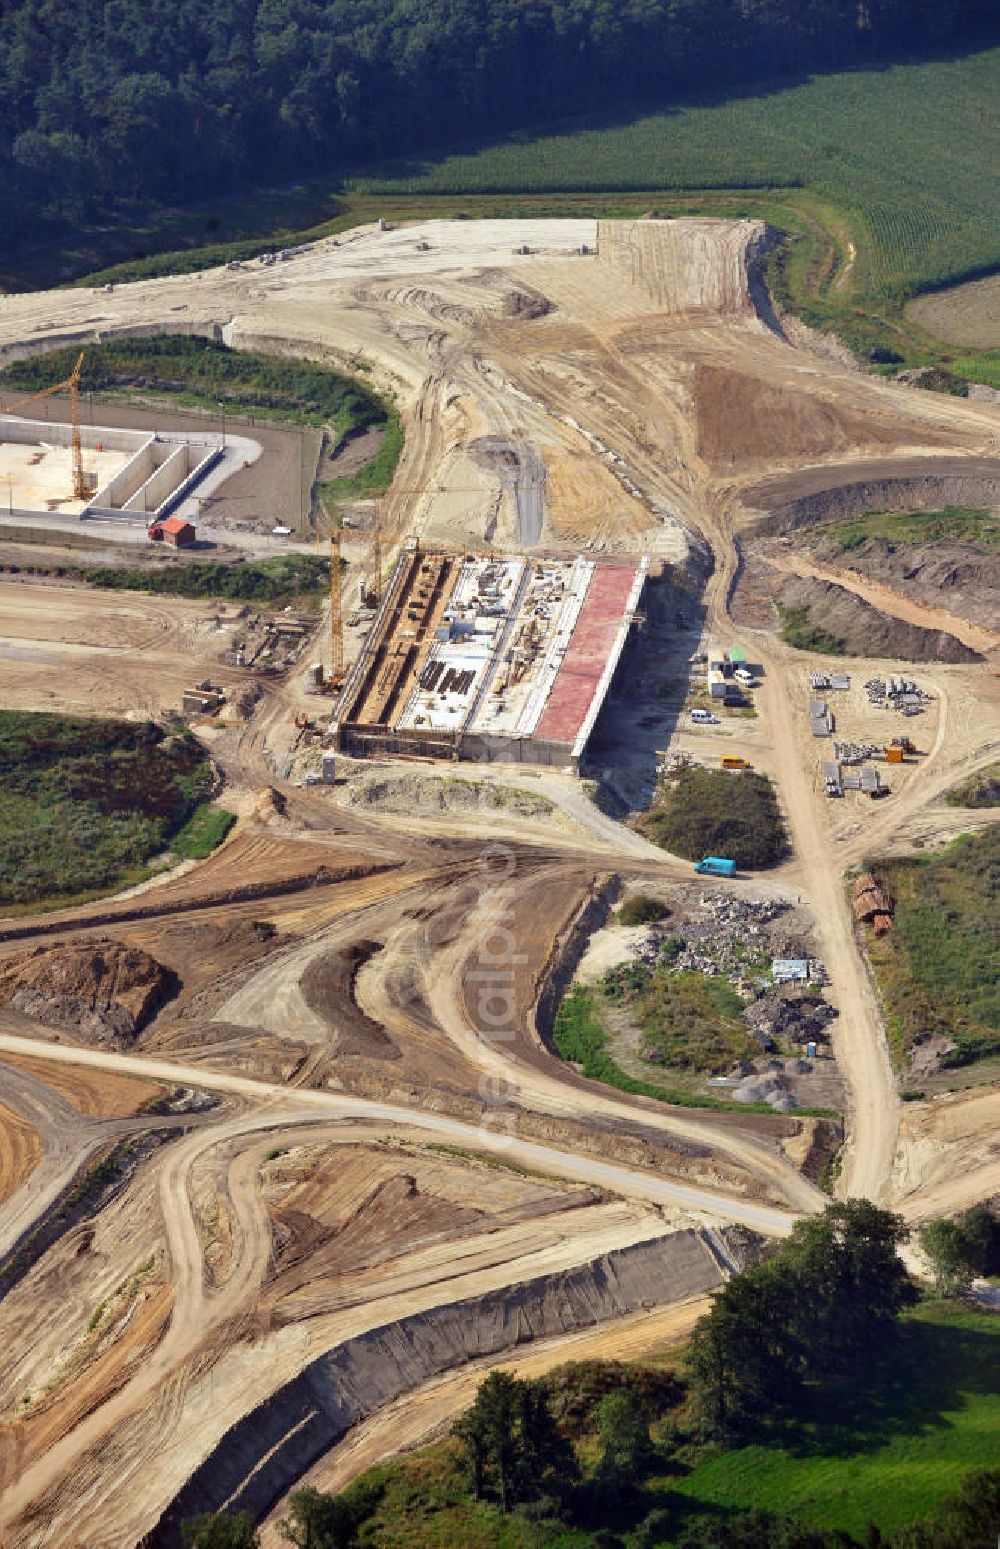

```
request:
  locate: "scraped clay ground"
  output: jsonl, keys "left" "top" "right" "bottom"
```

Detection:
{"left": 0, "top": 216, "right": 997, "bottom": 1547}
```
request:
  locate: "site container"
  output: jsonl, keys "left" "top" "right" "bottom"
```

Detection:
{"left": 885, "top": 745, "right": 904, "bottom": 764}
{"left": 695, "top": 856, "right": 736, "bottom": 877}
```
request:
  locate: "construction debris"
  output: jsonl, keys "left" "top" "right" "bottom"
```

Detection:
{"left": 852, "top": 873, "right": 895, "bottom": 923}
{"left": 833, "top": 741, "right": 880, "bottom": 765}
{"left": 809, "top": 697, "right": 834, "bottom": 737}
{"left": 864, "top": 675, "right": 934, "bottom": 713}
{"left": 635, "top": 894, "right": 826, "bottom": 991}
{"left": 181, "top": 680, "right": 226, "bottom": 715}
{"left": 809, "top": 671, "right": 851, "bottom": 691}
{"left": 227, "top": 613, "right": 318, "bottom": 674}
{"left": 744, "top": 988, "right": 837, "bottom": 1051}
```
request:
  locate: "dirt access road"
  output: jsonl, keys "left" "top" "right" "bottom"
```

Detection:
{"left": 0, "top": 216, "right": 997, "bottom": 1541}
{"left": 0, "top": 1031, "right": 801, "bottom": 1236}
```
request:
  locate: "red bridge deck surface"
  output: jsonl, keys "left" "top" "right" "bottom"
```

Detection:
{"left": 534, "top": 564, "right": 637, "bottom": 745}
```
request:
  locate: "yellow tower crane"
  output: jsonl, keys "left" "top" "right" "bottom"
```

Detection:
{"left": 369, "top": 497, "right": 382, "bottom": 609}
{"left": 0, "top": 351, "right": 96, "bottom": 501}
{"left": 316, "top": 498, "right": 344, "bottom": 690}
{"left": 366, "top": 480, "right": 503, "bottom": 606}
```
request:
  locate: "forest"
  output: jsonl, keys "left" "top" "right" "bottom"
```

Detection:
{"left": 1, "top": 0, "right": 995, "bottom": 255}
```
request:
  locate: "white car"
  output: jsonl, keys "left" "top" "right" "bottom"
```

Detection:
{"left": 691, "top": 708, "right": 720, "bottom": 724}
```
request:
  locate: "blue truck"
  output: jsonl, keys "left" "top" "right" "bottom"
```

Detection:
{"left": 695, "top": 856, "right": 736, "bottom": 877}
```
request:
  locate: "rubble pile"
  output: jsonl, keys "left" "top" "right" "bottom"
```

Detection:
{"left": 743, "top": 989, "right": 837, "bottom": 1051}
{"left": 730, "top": 1059, "right": 815, "bottom": 1112}
{"left": 664, "top": 893, "right": 789, "bottom": 985}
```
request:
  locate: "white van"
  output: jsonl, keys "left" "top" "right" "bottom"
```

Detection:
{"left": 734, "top": 668, "right": 757, "bottom": 686}
{"left": 691, "top": 708, "right": 719, "bottom": 724}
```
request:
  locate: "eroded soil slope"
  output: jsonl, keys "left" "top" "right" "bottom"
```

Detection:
{"left": 776, "top": 575, "right": 983, "bottom": 662}
{"left": 809, "top": 536, "right": 1000, "bottom": 633}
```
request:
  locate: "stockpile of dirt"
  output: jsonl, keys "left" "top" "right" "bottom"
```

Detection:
{"left": 776, "top": 575, "right": 981, "bottom": 663}
{"left": 501, "top": 285, "right": 554, "bottom": 319}
{"left": 810, "top": 536, "right": 1000, "bottom": 632}
{"left": 346, "top": 772, "right": 554, "bottom": 819}
{"left": 253, "top": 787, "right": 287, "bottom": 823}
{"left": 299, "top": 943, "right": 400, "bottom": 1060}
{"left": 693, "top": 365, "right": 934, "bottom": 471}
{"left": 0, "top": 937, "right": 177, "bottom": 1043}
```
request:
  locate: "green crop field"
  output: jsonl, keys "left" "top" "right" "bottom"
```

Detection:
{"left": 667, "top": 1301, "right": 1000, "bottom": 1541}
{"left": 10, "top": 51, "right": 994, "bottom": 390}
{"left": 317, "top": 1300, "right": 998, "bottom": 1547}
{"left": 354, "top": 49, "right": 999, "bottom": 305}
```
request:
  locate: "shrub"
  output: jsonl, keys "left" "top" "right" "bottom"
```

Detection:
{"left": 777, "top": 606, "right": 847, "bottom": 655}
{"left": 638, "top": 766, "right": 789, "bottom": 868}
{"left": 0, "top": 711, "right": 212, "bottom": 907}
{"left": 617, "top": 893, "right": 669, "bottom": 927}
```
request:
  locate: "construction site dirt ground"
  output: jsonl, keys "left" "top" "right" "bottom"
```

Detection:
{"left": 0, "top": 216, "right": 997, "bottom": 1547}
{"left": 0, "top": 573, "right": 321, "bottom": 719}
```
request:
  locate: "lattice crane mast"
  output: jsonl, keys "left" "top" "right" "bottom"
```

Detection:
{"left": 0, "top": 351, "right": 96, "bottom": 501}
{"left": 317, "top": 498, "right": 344, "bottom": 689}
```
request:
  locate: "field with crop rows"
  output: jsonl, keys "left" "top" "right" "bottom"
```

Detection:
{"left": 354, "top": 48, "right": 999, "bottom": 301}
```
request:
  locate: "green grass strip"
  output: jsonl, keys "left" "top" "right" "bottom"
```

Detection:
{"left": 170, "top": 803, "right": 236, "bottom": 860}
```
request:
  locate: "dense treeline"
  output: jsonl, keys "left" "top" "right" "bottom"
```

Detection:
{"left": 686, "top": 1200, "right": 917, "bottom": 1441}
{"left": 1, "top": 0, "right": 994, "bottom": 246}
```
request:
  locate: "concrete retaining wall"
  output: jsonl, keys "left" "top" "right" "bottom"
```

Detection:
{"left": 0, "top": 417, "right": 145, "bottom": 455}
{"left": 99, "top": 439, "right": 158, "bottom": 509}
{"left": 458, "top": 731, "right": 573, "bottom": 767}
{"left": 123, "top": 443, "right": 189, "bottom": 514}
{"left": 155, "top": 444, "right": 222, "bottom": 521}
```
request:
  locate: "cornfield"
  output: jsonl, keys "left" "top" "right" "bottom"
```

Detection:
{"left": 354, "top": 48, "right": 999, "bottom": 301}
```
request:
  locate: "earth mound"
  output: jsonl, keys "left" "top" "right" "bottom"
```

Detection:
{"left": 810, "top": 535, "right": 1000, "bottom": 633}
{"left": 347, "top": 771, "right": 553, "bottom": 818}
{"left": 777, "top": 575, "right": 981, "bottom": 663}
{"left": 299, "top": 943, "right": 400, "bottom": 1060}
{"left": 0, "top": 938, "right": 178, "bottom": 1044}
